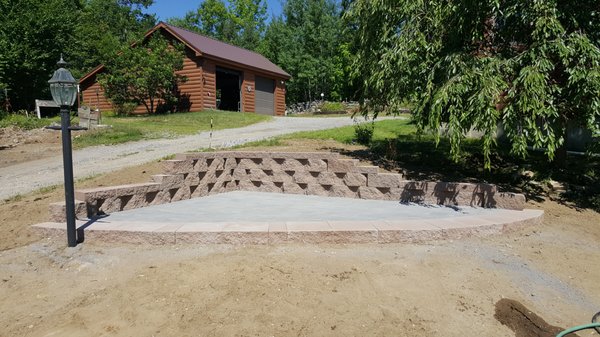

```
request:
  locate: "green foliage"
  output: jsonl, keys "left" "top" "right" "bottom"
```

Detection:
{"left": 168, "top": 0, "right": 267, "bottom": 51}
{"left": 113, "top": 102, "right": 138, "bottom": 116}
{"left": 70, "top": 0, "right": 156, "bottom": 77}
{"left": 98, "top": 34, "right": 186, "bottom": 115}
{"left": 260, "top": 0, "right": 358, "bottom": 103}
{"left": 354, "top": 121, "right": 374, "bottom": 145}
{"left": 347, "top": 0, "right": 600, "bottom": 168}
{"left": 320, "top": 101, "right": 344, "bottom": 112}
{"left": 0, "top": 0, "right": 155, "bottom": 110}
{"left": 0, "top": 113, "right": 53, "bottom": 130}
{"left": 0, "top": 0, "right": 79, "bottom": 110}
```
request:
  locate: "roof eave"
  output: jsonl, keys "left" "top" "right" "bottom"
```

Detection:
{"left": 79, "top": 64, "right": 105, "bottom": 84}
{"left": 153, "top": 22, "right": 203, "bottom": 57}
{"left": 203, "top": 55, "right": 291, "bottom": 80}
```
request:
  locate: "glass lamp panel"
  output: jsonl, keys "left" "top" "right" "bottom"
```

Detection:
{"left": 48, "top": 67, "right": 78, "bottom": 106}
{"left": 66, "top": 84, "right": 77, "bottom": 106}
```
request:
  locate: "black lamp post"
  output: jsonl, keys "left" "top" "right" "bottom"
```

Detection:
{"left": 48, "top": 55, "right": 79, "bottom": 247}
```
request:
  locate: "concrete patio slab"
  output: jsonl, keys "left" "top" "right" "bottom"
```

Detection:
{"left": 32, "top": 191, "right": 544, "bottom": 244}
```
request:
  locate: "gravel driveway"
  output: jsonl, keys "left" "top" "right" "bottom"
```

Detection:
{"left": 0, "top": 116, "right": 364, "bottom": 200}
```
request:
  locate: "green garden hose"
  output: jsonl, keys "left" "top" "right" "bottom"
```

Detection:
{"left": 556, "top": 311, "right": 600, "bottom": 337}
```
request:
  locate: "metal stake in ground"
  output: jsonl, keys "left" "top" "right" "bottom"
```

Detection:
{"left": 209, "top": 117, "right": 213, "bottom": 149}
{"left": 47, "top": 56, "right": 85, "bottom": 247}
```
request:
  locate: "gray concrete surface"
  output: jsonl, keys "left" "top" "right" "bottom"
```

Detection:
{"left": 0, "top": 116, "right": 379, "bottom": 200}
{"left": 33, "top": 191, "right": 544, "bottom": 244}
{"left": 106, "top": 191, "right": 493, "bottom": 223}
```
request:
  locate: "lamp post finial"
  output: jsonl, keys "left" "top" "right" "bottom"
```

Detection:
{"left": 57, "top": 54, "right": 67, "bottom": 68}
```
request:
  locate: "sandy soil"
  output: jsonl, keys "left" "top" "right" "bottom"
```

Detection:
{"left": 0, "top": 139, "right": 599, "bottom": 337}
{"left": 0, "top": 127, "right": 62, "bottom": 168}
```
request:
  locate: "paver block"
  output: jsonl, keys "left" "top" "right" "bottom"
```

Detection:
{"left": 152, "top": 174, "right": 184, "bottom": 189}
{"left": 48, "top": 200, "right": 88, "bottom": 222}
{"left": 306, "top": 184, "right": 332, "bottom": 197}
{"left": 343, "top": 172, "right": 367, "bottom": 187}
{"left": 493, "top": 192, "right": 526, "bottom": 210}
{"left": 292, "top": 171, "right": 315, "bottom": 184}
{"left": 355, "top": 166, "right": 378, "bottom": 174}
{"left": 327, "top": 159, "right": 358, "bottom": 173}
{"left": 163, "top": 159, "right": 194, "bottom": 174}
{"left": 368, "top": 173, "right": 404, "bottom": 188}
{"left": 358, "top": 186, "right": 385, "bottom": 200}
{"left": 282, "top": 182, "right": 306, "bottom": 194}
{"left": 316, "top": 172, "right": 339, "bottom": 185}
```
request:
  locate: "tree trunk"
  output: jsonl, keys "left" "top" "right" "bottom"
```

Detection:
{"left": 553, "top": 118, "right": 569, "bottom": 167}
{"left": 553, "top": 143, "right": 568, "bottom": 167}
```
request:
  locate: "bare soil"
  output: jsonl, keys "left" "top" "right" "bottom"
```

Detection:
{"left": 0, "top": 126, "right": 62, "bottom": 168}
{"left": 0, "top": 137, "right": 599, "bottom": 337}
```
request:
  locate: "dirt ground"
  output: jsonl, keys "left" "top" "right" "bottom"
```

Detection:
{"left": 0, "top": 126, "right": 63, "bottom": 168}
{"left": 0, "top": 137, "right": 599, "bottom": 337}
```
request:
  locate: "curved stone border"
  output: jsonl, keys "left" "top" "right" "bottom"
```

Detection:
{"left": 34, "top": 209, "right": 543, "bottom": 245}
{"left": 49, "top": 152, "right": 526, "bottom": 222}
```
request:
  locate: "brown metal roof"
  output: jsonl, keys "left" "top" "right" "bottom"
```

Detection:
{"left": 162, "top": 22, "right": 290, "bottom": 79}
{"left": 80, "top": 22, "right": 290, "bottom": 84}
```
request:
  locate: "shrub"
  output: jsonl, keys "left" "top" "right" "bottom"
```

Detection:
{"left": 320, "top": 101, "right": 345, "bottom": 112}
{"left": 113, "top": 102, "right": 137, "bottom": 116}
{"left": 354, "top": 121, "right": 374, "bottom": 145}
{"left": 0, "top": 112, "right": 52, "bottom": 130}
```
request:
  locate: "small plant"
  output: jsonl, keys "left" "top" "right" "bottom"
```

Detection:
{"left": 3, "top": 194, "right": 23, "bottom": 203}
{"left": 354, "top": 121, "right": 374, "bottom": 145}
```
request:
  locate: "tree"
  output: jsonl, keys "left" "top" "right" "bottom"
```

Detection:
{"left": 261, "top": 0, "right": 354, "bottom": 103}
{"left": 70, "top": 0, "right": 156, "bottom": 77}
{"left": 98, "top": 34, "right": 186, "bottom": 114}
{"left": 0, "top": 0, "right": 79, "bottom": 110}
{"left": 167, "top": 0, "right": 267, "bottom": 51}
{"left": 0, "top": 0, "right": 155, "bottom": 111}
{"left": 347, "top": 0, "right": 600, "bottom": 167}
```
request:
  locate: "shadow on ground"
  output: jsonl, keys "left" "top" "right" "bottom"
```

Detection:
{"left": 328, "top": 134, "right": 599, "bottom": 212}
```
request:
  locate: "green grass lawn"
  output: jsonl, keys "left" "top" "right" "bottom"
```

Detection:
{"left": 281, "top": 118, "right": 416, "bottom": 143}
{"left": 234, "top": 118, "right": 416, "bottom": 148}
{"left": 286, "top": 112, "right": 351, "bottom": 118}
{"left": 73, "top": 110, "right": 271, "bottom": 148}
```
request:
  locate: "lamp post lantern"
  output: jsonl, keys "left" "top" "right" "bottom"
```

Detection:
{"left": 48, "top": 55, "right": 79, "bottom": 247}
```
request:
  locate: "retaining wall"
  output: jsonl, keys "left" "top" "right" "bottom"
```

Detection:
{"left": 49, "top": 151, "right": 526, "bottom": 221}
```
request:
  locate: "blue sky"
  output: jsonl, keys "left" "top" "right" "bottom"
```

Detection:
{"left": 147, "top": 0, "right": 284, "bottom": 22}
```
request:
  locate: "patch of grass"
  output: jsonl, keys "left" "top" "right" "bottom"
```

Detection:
{"left": 279, "top": 118, "right": 416, "bottom": 144}
{"left": 321, "top": 101, "right": 344, "bottom": 112}
{"left": 231, "top": 138, "right": 284, "bottom": 149}
{"left": 0, "top": 113, "right": 60, "bottom": 130}
{"left": 75, "top": 175, "right": 101, "bottom": 183}
{"left": 3, "top": 194, "right": 23, "bottom": 203}
{"left": 36, "top": 185, "right": 59, "bottom": 194}
{"left": 287, "top": 112, "right": 350, "bottom": 118}
{"left": 73, "top": 110, "right": 270, "bottom": 148}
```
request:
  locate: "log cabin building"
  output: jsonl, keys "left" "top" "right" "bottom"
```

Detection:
{"left": 79, "top": 22, "right": 290, "bottom": 116}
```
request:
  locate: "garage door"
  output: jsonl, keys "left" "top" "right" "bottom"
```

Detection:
{"left": 255, "top": 76, "right": 274, "bottom": 115}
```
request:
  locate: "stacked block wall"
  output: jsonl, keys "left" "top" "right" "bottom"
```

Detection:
{"left": 49, "top": 152, "right": 526, "bottom": 221}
